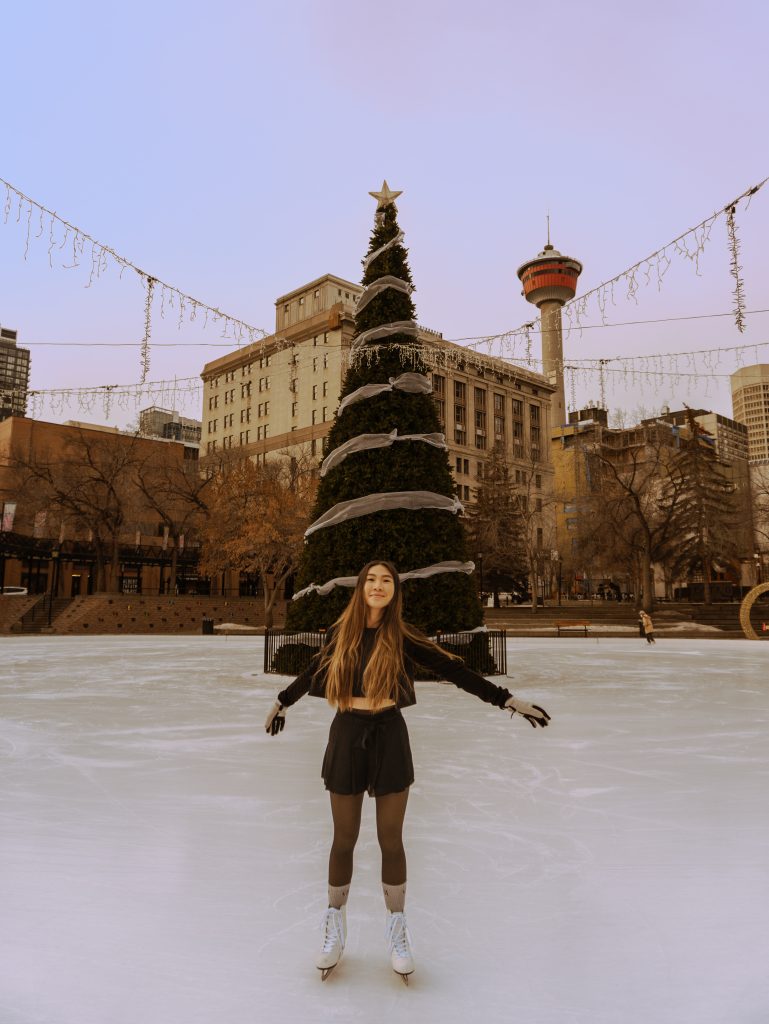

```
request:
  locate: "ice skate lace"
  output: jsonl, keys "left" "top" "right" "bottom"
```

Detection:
{"left": 386, "top": 912, "right": 412, "bottom": 958}
{"left": 320, "top": 908, "right": 344, "bottom": 953}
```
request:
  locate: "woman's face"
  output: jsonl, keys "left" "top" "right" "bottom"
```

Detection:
{"left": 363, "top": 564, "right": 396, "bottom": 618}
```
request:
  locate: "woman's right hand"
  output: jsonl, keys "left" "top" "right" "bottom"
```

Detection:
{"left": 265, "top": 700, "right": 286, "bottom": 736}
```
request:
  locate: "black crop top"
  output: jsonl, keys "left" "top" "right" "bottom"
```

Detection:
{"left": 276, "top": 624, "right": 512, "bottom": 711}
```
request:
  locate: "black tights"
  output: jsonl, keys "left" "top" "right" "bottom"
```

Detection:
{"left": 328, "top": 788, "right": 409, "bottom": 887}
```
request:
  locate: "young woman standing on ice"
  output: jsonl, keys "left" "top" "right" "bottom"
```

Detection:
{"left": 264, "top": 560, "right": 550, "bottom": 984}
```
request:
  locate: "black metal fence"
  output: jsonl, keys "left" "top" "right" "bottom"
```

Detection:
{"left": 264, "top": 628, "right": 507, "bottom": 678}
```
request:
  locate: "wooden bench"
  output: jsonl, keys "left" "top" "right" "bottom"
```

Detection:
{"left": 555, "top": 620, "right": 590, "bottom": 637}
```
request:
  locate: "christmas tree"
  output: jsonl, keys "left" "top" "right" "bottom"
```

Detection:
{"left": 286, "top": 183, "right": 483, "bottom": 634}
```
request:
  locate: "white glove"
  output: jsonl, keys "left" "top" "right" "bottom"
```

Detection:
{"left": 504, "top": 696, "right": 550, "bottom": 729}
{"left": 265, "top": 700, "right": 286, "bottom": 736}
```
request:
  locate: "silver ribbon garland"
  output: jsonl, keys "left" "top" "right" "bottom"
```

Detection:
{"left": 337, "top": 372, "right": 432, "bottom": 415}
{"left": 355, "top": 275, "right": 414, "bottom": 314}
{"left": 305, "top": 490, "right": 464, "bottom": 538}
{"left": 361, "top": 230, "right": 406, "bottom": 273}
{"left": 320, "top": 429, "right": 447, "bottom": 477}
{"left": 292, "top": 560, "right": 476, "bottom": 601}
{"left": 351, "top": 319, "right": 420, "bottom": 353}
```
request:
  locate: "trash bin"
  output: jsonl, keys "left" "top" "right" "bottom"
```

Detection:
{"left": 202, "top": 617, "right": 214, "bottom": 635}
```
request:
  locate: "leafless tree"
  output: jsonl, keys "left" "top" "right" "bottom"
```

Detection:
{"left": 198, "top": 451, "right": 316, "bottom": 626}
{"left": 12, "top": 429, "right": 145, "bottom": 592}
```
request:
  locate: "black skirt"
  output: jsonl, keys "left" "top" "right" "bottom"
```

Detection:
{"left": 321, "top": 706, "right": 414, "bottom": 797}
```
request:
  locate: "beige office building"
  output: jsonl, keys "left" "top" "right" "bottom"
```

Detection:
{"left": 731, "top": 364, "right": 769, "bottom": 464}
{"left": 200, "top": 273, "right": 555, "bottom": 514}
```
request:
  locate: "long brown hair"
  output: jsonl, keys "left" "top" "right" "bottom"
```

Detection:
{"left": 318, "top": 560, "right": 460, "bottom": 711}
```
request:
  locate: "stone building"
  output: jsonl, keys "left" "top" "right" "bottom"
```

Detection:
{"left": 200, "top": 274, "right": 556, "bottom": 527}
{"left": 0, "top": 417, "right": 200, "bottom": 597}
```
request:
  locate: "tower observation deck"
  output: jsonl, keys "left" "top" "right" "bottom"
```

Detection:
{"left": 517, "top": 242, "right": 582, "bottom": 428}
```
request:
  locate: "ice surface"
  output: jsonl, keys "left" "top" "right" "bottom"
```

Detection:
{"left": 1, "top": 636, "right": 767, "bottom": 1024}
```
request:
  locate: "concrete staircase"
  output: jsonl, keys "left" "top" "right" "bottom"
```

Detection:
{"left": 17, "top": 597, "right": 73, "bottom": 634}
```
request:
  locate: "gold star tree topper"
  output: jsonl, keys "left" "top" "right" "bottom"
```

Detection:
{"left": 369, "top": 180, "right": 403, "bottom": 208}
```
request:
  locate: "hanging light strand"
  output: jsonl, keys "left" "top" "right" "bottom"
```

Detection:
{"left": 0, "top": 175, "right": 271, "bottom": 380}
{"left": 460, "top": 175, "right": 768, "bottom": 354}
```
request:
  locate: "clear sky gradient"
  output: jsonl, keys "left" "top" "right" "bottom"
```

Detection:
{"left": 2, "top": 0, "right": 768, "bottom": 428}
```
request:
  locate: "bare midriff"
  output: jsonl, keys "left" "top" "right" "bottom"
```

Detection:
{"left": 347, "top": 696, "right": 396, "bottom": 711}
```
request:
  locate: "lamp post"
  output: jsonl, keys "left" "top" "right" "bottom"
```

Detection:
{"left": 477, "top": 552, "right": 484, "bottom": 603}
{"left": 754, "top": 552, "right": 762, "bottom": 586}
{"left": 47, "top": 546, "right": 60, "bottom": 627}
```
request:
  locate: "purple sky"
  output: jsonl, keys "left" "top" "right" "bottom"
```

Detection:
{"left": 2, "top": 0, "right": 768, "bottom": 428}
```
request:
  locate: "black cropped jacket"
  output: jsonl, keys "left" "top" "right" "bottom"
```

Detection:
{"left": 276, "top": 625, "right": 512, "bottom": 710}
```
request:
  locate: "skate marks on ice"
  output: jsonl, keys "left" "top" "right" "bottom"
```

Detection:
{"left": 1, "top": 636, "right": 768, "bottom": 1024}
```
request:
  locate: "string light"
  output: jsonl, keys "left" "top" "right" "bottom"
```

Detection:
{"left": 725, "top": 205, "right": 747, "bottom": 332}
{"left": 4, "top": 172, "right": 768, "bottom": 421}
{"left": 0, "top": 175, "right": 272, "bottom": 379}
{"left": 458, "top": 176, "right": 768, "bottom": 355}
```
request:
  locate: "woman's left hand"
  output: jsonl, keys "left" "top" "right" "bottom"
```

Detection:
{"left": 504, "top": 696, "right": 550, "bottom": 728}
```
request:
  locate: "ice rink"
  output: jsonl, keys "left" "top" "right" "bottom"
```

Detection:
{"left": 1, "top": 635, "right": 767, "bottom": 1024}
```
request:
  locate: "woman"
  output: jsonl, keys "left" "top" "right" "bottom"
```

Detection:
{"left": 640, "top": 609, "right": 656, "bottom": 644}
{"left": 264, "top": 560, "right": 550, "bottom": 984}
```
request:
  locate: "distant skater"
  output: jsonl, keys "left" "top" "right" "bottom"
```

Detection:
{"left": 264, "top": 560, "right": 550, "bottom": 984}
{"left": 639, "top": 610, "right": 656, "bottom": 644}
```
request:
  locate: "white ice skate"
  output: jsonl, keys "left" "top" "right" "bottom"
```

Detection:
{"left": 385, "top": 911, "right": 414, "bottom": 985}
{"left": 316, "top": 906, "right": 346, "bottom": 981}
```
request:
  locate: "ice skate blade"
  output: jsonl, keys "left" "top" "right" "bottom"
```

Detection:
{"left": 319, "top": 965, "right": 337, "bottom": 981}
{"left": 395, "top": 971, "right": 412, "bottom": 986}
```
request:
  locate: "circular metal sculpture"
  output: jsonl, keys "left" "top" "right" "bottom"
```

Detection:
{"left": 739, "top": 582, "right": 769, "bottom": 639}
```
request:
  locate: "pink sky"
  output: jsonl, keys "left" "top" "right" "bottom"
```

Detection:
{"left": 2, "top": 0, "right": 768, "bottom": 428}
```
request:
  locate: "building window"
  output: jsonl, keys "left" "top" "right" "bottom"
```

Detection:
{"left": 463, "top": 458, "right": 469, "bottom": 474}
{"left": 433, "top": 374, "right": 445, "bottom": 397}
{"left": 455, "top": 457, "right": 462, "bottom": 473}
{"left": 312, "top": 410, "right": 316, "bottom": 425}
{"left": 463, "top": 485, "right": 470, "bottom": 501}
{"left": 531, "top": 426, "right": 541, "bottom": 460}
{"left": 535, "top": 473, "right": 542, "bottom": 488}
{"left": 322, "top": 381, "right": 328, "bottom": 397}
{"left": 292, "top": 402, "right": 297, "bottom": 417}
{"left": 312, "top": 385, "right": 318, "bottom": 401}
{"left": 322, "top": 407, "right": 327, "bottom": 421}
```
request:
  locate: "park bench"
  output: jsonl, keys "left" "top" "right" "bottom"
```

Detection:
{"left": 555, "top": 620, "right": 590, "bottom": 637}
